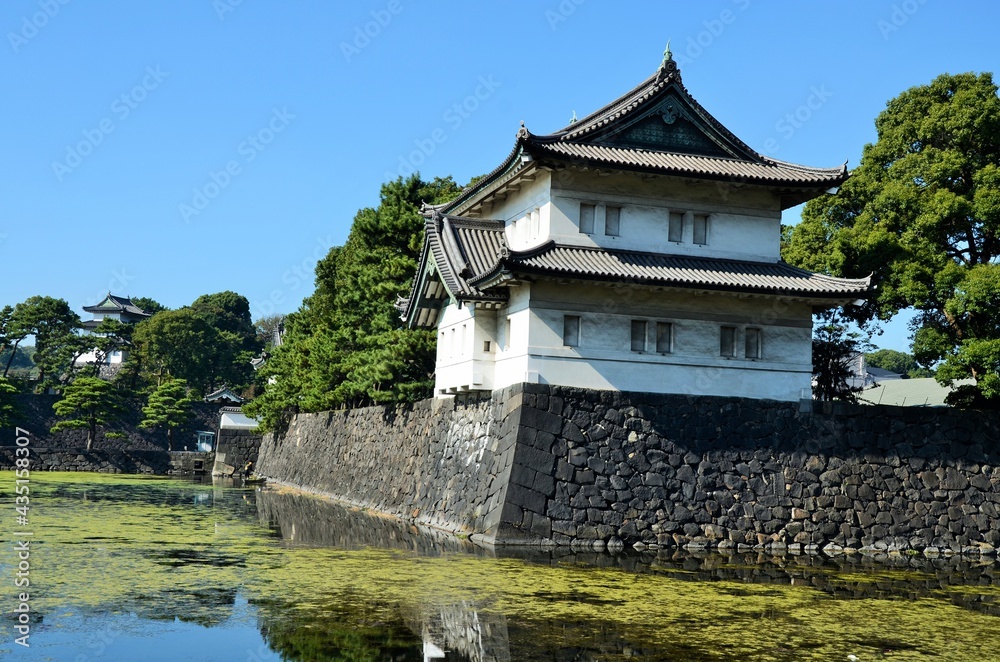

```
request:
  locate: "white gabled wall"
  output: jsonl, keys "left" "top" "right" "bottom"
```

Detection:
{"left": 548, "top": 170, "right": 782, "bottom": 262}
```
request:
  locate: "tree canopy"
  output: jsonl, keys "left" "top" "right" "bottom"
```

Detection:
{"left": 245, "top": 175, "right": 462, "bottom": 430}
{"left": 783, "top": 72, "right": 1000, "bottom": 407}
{"left": 865, "top": 349, "right": 934, "bottom": 379}
{"left": 132, "top": 292, "right": 261, "bottom": 395}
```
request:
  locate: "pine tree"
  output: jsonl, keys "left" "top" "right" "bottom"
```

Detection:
{"left": 140, "top": 378, "right": 195, "bottom": 451}
{"left": 51, "top": 377, "right": 124, "bottom": 450}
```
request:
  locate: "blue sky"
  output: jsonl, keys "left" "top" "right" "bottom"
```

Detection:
{"left": 2, "top": 1, "right": 997, "bottom": 352}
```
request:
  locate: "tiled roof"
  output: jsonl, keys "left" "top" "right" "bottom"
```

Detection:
{"left": 82, "top": 293, "right": 152, "bottom": 317}
{"left": 398, "top": 211, "right": 509, "bottom": 327}
{"left": 470, "top": 242, "right": 872, "bottom": 298}
{"left": 444, "top": 54, "right": 847, "bottom": 215}
{"left": 400, "top": 213, "right": 872, "bottom": 327}
{"left": 523, "top": 141, "right": 846, "bottom": 186}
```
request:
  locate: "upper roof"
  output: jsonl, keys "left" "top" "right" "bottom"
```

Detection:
{"left": 444, "top": 50, "right": 847, "bottom": 215}
{"left": 398, "top": 209, "right": 872, "bottom": 328}
{"left": 82, "top": 293, "right": 152, "bottom": 318}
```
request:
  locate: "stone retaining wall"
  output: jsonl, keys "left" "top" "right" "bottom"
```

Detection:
{"left": 257, "top": 383, "right": 1000, "bottom": 554}
{"left": 257, "top": 385, "right": 524, "bottom": 542}
{"left": 212, "top": 429, "right": 263, "bottom": 476}
{"left": 0, "top": 448, "right": 214, "bottom": 475}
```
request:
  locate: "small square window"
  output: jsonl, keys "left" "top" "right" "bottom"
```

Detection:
{"left": 605, "top": 206, "right": 621, "bottom": 236}
{"left": 693, "top": 214, "right": 709, "bottom": 245}
{"left": 668, "top": 211, "right": 684, "bottom": 242}
{"left": 483, "top": 340, "right": 491, "bottom": 353}
{"left": 656, "top": 322, "right": 673, "bottom": 353}
{"left": 630, "top": 320, "right": 647, "bottom": 352}
{"left": 580, "top": 203, "right": 595, "bottom": 234}
{"left": 720, "top": 326, "right": 736, "bottom": 357}
{"left": 563, "top": 315, "right": 581, "bottom": 347}
{"left": 504, "top": 317, "right": 512, "bottom": 350}
{"left": 746, "top": 328, "right": 762, "bottom": 359}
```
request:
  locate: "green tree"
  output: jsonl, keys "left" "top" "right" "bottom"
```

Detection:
{"left": 5, "top": 296, "right": 84, "bottom": 388}
{"left": 812, "top": 311, "right": 870, "bottom": 403}
{"left": 189, "top": 291, "right": 260, "bottom": 391}
{"left": 141, "top": 378, "right": 195, "bottom": 451}
{"left": 245, "top": 175, "right": 462, "bottom": 431}
{"left": 0, "top": 377, "right": 19, "bottom": 428}
{"left": 783, "top": 72, "right": 1000, "bottom": 407}
{"left": 131, "top": 293, "right": 261, "bottom": 396}
{"left": 130, "top": 297, "right": 168, "bottom": 316}
{"left": 51, "top": 377, "right": 124, "bottom": 450}
{"left": 133, "top": 308, "right": 218, "bottom": 393}
{"left": 865, "top": 348, "right": 934, "bottom": 378}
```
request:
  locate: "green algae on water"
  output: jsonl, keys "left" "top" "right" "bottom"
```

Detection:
{"left": 6, "top": 472, "right": 1000, "bottom": 661}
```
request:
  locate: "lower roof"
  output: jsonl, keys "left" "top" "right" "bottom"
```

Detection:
{"left": 471, "top": 242, "right": 872, "bottom": 299}
{"left": 399, "top": 211, "right": 872, "bottom": 328}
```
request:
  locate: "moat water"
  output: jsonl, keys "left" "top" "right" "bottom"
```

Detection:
{"left": 3, "top": 472, "right": 1000, "bottom": 661}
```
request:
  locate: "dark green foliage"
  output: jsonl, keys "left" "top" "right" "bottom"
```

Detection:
{"left": 5, "top": 296, "right": 85, "bottom": 389}
{"left": 246, "top": 175, "right": 462, "bottom": 431}
{"left": 0, "top": 377, "right": 19, "bottom": 428}
{"left": 51, "top": 376, "right": 125, "bottom": 450}
{"left": 865, "top": 349, "right": 934, "bottom": 379}
{"left": 140, "top": 378, "right": 195, "bottom": 451}
{"left": 130, "top": 297, "right": 168, "bottom": 315}
{"left": 784, "top": 72, "right": 1000, "bottom": 407}
{"left": 131, "top": 292, "right": 262, "bottom": 396}
{"left": 812, "top": 311, "right": 870, "bottom": 403}
{"left": 133, "top": 309, "right": 219, "bottom": 394}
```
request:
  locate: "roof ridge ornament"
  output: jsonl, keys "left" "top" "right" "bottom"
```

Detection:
{"left": 656, "top": 39, "right": 681, "bottom": 85}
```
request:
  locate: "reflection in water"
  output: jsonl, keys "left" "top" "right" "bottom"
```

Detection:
{"left": 8, "top": 472, "right": 1000, "bottom": 662}
{"left": 255, "top": 486, "right": 1000, "bottom": 661}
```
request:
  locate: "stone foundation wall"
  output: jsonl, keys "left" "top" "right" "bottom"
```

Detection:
{"left": 258, "top": 383, "right": 1000, "bottom": 554}
{"left": 212, "top": 429, "right": 263, "bottom": 476}
{"left": 1, "top": 448, "right": 171, "bottom": 474}
{"left": 256, "top": 385, "right": 524, "bottom": 542}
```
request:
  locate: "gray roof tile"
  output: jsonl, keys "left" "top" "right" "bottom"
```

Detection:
{"left": 471, "top": 242, "right": 871, "bottom": 298}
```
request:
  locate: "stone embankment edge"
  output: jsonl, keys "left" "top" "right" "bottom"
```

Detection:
{"left": 256, "top": 383, "right": 1000, "bottom": 557}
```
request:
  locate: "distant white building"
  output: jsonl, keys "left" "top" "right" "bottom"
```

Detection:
{"left": 399, "top": 50, "right": 871, "bottom": 402}
{"left": 75, "top": 293, "right": 152, "bottom": 369}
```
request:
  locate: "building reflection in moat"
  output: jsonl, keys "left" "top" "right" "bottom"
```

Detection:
{"left": 253, "top": 486, "right": 1000, "bottom": 661}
